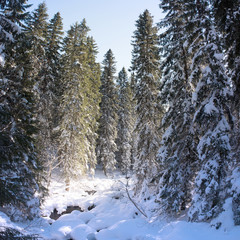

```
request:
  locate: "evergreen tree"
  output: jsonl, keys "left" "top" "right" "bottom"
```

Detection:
{"left": 156, "top": 0, "right": 232, "bottom": 221}
{"left": 97, "top": 49, "right": 118, "bottom": 175}
{"left": 212, "top": 0, "right": 240, "bottom": 225}
{"left": 129, "top": 72, "right": 138, "bottom": 169}
{"left": 131, "top": 10, "right": 161, "bottom": 196}
{"left": 39, "top": 11, "right": 64, "bottom": 184}
{"left": 116, "top": 67, "right": 133, "bottom": 174}
{"left": 46, "top": 11, "right": 64, "bottom": 116}
{"left": 0, "top": 0, "right": 42, "bottom": 220}
{"left": 184, "top": 1, "right": 232, "bottom": 222}
{"left": 24, "top": 2, "right": 48, "bottom": 79}
{"left": 24, "top": 2, "right": 49, "bottom": 130}
{"left": 213, "top": 0, "right": 240, "bottom": 105}
{"left": 59, "top": 20, "right": 101, "bottom": 186}
{"left": 156, "top": 0, "right": 197, "bottom": 216}
{"left": 24, "top": 2, "right": 56, "bottom": 186}
{"left": 84, "top": 36, "right": 101, "bottom": 174}
{"left": 0, "top": 0, "right": 29, "bottom": 64}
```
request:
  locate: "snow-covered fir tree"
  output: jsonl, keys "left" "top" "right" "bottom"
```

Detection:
{"left": 97, "top": 49, "right": 118, "bottom": 175}
{"left": 24, "top": 2, "right": 51, "bottom": 173}
{"left": 59, "top": 20, "right": 101, "bottom": 187}
{"left": 129, "top": 73, "right": 138, "bottom": 170}
{"left": 187, "top": 1, "right": 232, "bottom": 222}
{"left": 84, "top": 36, "right": 101, "bottom": 173}
{"left": 24, "top": 2, "right": 48, "bottom": 82}
{"left": 212, "top": 0, "right": 240, "bottom": 225}
{"left": 46, "top": 11, "right": 64, "bottom": 127}
{"left": 156, "top": 0, "right": 197, "bottom": 216}
{"left": 39, "top": 12, "right": 64, "bottom": 184}
{"left": 0, "top": 0, "right": 43, "bottom": 220}
{"left": 131, "top": 10, "right": 161, "bottom": 196}
{"left": 116, "top": 67, "right": 133, "bottom": 174}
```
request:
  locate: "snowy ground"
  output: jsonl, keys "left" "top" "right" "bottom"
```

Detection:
{"left": 0, "top": 169, "right": 240, "bottom": 239}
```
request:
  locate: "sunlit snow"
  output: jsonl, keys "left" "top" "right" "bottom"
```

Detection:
{"left": 0, "top": 169, "right": 239, "bottom": 239}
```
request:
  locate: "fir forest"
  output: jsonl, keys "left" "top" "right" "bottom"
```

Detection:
{"left": 0, "top": 0, "right": 240, "bottom": 239}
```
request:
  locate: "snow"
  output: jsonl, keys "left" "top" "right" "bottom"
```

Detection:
{"left": 1, "top": 169, "right": 240, "bottom": 239}
{"left": 231, "top": 166, "right": 240, "bottom": 189}
{"left": 0, "top": 54, "right": 5, "bottom": 66}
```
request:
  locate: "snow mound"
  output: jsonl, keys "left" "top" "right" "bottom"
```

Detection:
{"left": 2, "top": 169, "right": 239, "bottom": 240}
{"left": 50, "top": 211, "right": 85, "bottom": 239}
{"left": 70, "top": 224, "right": 95, "bottom": 240}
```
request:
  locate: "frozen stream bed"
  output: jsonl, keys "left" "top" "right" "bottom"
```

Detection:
{"left": 0, "top": 169, "right": 239, "bottom": 239}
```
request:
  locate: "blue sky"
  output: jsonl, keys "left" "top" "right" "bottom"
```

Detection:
{"left": 28, "top": 0, "right": 164, "bottom": 73}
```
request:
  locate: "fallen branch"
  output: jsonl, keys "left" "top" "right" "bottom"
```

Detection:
{"left": 125, "top": 180, "right": 148, "bottom": 218}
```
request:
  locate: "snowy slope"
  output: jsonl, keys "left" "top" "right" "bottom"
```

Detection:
{"left": 1, "top": 169, "right": 240, "bottom": 239}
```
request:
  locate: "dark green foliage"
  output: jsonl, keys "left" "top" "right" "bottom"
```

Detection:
{"left": 157, "top": 0, "right": 232, "bottom": 222}
{"left": 0, "top": 44, "right": 41, "bottom": 218}
{"left": 46, "top": 11, "right": 64, "bottom": 107}
{"left": 131, "top": 10, "right": 161, "bottom": 195}
{"left": 188, "top": 1, "right": 231, "bottom": 222}
{"left": 156, "top": 0, "right": 197, "bottom": 215}
{"left": 0, "top": 227, "right": 39, "bottom": 240}
{"left": 36, "top": 11, "right": 64, "bottom": 183}
{"left": 59, "top": 20, "right": 101, "bottom": 182}
{"left": 23, "top": 2, "right": 49, "bottom": 87}
{"left": 213, "top": 0, "right": 240, "bottom": 101}
{"left": 0, "top": 0, "right": 29, "bottom": 39}
{"left": 116, "top": 68, "right": 133, "bottom": 173}
{"left": 97, "top": 49, "right": 118, "bottom": 175}
{"left": 0, "top": 0, "right": 44, "bottom": 220}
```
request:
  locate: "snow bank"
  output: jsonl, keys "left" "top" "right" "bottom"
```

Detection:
{"left": 2, "top": 169, "right": 239, "bottom": 240}
{"left": 95, "top": 217, "right": 240, "bottom": 240}
{"left": 95, "top": 218, "right": 159, "bottom": 240}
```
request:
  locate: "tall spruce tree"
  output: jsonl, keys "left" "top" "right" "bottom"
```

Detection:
{"left": 97, "top": 49, "right": 118, "bottom": 175}
{"left": 40, "top": 12, "right": 64, "bottom": 184}
{"left": 187, "top": 1, "right": 232, "bottom": 222}
{"left": 129, "top": 72, "right": 138, "bottom": 170}
{"left": 131, "top": 10, "right": 161, "bottom": 196}
{"left": 0, "top": 0, "right": 29, "bottom": 63}
{"left": 157, "top": 0, "right": 232, "bottom": 222}
{"left": 59, "top": 20, "right": 101, "bottom": 187}
{"left": 24, "top": 2, "right": 48, "bottom": 81}
{"left": 24, "top": 2, "right": 49, "bottom": 169}
{"left": 116, "top": 67, "right": 133, "bottom": 174}
{"left": 212, "top": 0, "right": 240, "bottom": 225}
{"left": 84, "top": 36, "right": 101, "bottom": 174}
{"left": 156, "top": 0, "right": 197, "bottom": 216}
{"left": 0, "top": 0, "right": 43, "bottom": 220}
{"left": 46, "top": 11, "right": 64, "bottom": 121}
{"left": 212, "top": 0, "right": 240, "bottom": 106}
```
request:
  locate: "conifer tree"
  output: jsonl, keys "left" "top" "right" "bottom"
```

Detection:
{"left": 213, "top": 0, "right": 240, "bottom": 105}
{"left": 183, "top": 0, "right": 232, "bottom": 222}
{"left": 0, "top": 0, "right": 43, "bottom": 220}
{"left": 131, "top": 10, "right": 161, "bottom": 195}
{"left": 23, "top": 2, "right": 49, "bottom": 148}
{"left": 59, "top": 20, "right": 90, "bottom": 182}
{"left": 97, "top": 49, "right": 118, "bottom": 175}
{"left": 212, "top": 0, "right": 240, "bottom": 225}
{"left": 24, "top": 2, "right": 48, "bottom": 78}
{"left": 39, "top": 12, "right": 64, "bottom": 183}
{"left": 189, "top": 49, "right": 231, "bottom": 217}
{"left": 157, "top": 0, "right": 232, "bottom": 221}
{"left": 84, "top": 36, "right": 101, "bottom": 173}
{"left": 116, "top": 67, "right": 133, "bottom": 174}
{"left": 46, "top": 11, "right": 64, "bottom": 114}
{"left": 59, "top": 20, "right": 101, "bottom": 186}
{"left": 129, "top": 73, "right": 138, "bottom": 168}
{"left": 156, "top": 0, "right": 197, "bottom": 215}
{"left": 24, "top": 3, "right": 64, "bottom": 186}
